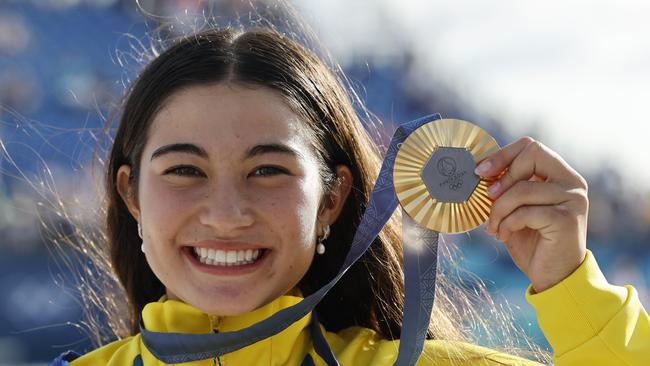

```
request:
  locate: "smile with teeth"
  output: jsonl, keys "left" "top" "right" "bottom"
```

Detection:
{"left": 193, "top": 247, "right": 264, "bottom": 266}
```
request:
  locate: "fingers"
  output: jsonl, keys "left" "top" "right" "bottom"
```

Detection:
{"left": 475, "top": 137, "right": 587, "bottom": 198}
{"left": 475, "top": 137, "right": 532, "bottom": 177}
{"left": 496, "top": 204, "right": 578, "bottom": 243}
{"left": 485, "top": 180, "right": 579, "bottom": 234}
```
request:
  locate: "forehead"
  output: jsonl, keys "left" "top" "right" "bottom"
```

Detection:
{"left": 146, "top": 83, "right": 308, "bottom": 152}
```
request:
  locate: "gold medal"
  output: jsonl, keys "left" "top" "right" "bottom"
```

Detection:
{"left": 393, "top": 118, "right": 500, "bottom": 234}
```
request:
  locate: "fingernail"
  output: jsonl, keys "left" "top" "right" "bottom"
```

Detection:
{"left": 487, "top": 181, "right": 500, "bottom": 197}
{"left": 475, "top": 160, "right": 492, "bottom": 175}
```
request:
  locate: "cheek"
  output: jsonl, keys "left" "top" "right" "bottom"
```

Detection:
{"left": 259, "top": 183, "right": 321, "bottom": 246}
{"left": 138, "top": 177, "right": 203, "bottom": 241}
{"left": 262, "top": 191, "right": 317, "bottom": 283}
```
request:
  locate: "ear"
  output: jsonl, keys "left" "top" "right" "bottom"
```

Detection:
{"left": 116, "top": 164, "right": 141, "bottom": 222}
{"left": 317, "top": 165, "right": 353, "bottom": 226}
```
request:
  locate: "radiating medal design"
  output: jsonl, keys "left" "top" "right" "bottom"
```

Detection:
{"left": 394, "top": 119, "right": 499, "bottom": 233}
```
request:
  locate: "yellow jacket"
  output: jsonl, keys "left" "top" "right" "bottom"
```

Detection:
{"left": 62, "top": 250, "right": 648, "bottom": 365}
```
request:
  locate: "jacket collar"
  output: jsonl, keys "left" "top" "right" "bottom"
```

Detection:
{"left": 142, "top": 290, "right": 308, "bottom": 333}
{"left": 141, "top": 290, "right": 313, "bottom": 364}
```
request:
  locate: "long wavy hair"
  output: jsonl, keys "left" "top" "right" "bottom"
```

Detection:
{"left": 38, "top": 4, "right": 550, "bottom": 365}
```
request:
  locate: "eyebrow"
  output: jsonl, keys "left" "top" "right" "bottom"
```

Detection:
{"left": 150, "top": 142, "right": 301, "bottom": 161}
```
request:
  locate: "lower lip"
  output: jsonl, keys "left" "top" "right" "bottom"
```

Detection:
{"left": 183, "top": 247, "right": 271, "bottom": 276}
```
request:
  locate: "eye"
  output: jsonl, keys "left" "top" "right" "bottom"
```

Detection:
{"left": 250, "top": 166, "right": 287, "bottom": 177}
{"left": 163, "top": 165, "right": 205, "bottom": 177}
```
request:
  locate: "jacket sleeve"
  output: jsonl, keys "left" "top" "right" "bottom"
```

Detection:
{"left": 526, "top": 249, "right": 650, "bottom": 366}
{"left": 48, "top": 350, "right": 81, "bottom": 366}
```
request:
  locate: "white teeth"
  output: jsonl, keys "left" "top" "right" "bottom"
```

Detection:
{"left": 193, "top": 247, "right": 264, "bottom": 267}
{"left": 215, "top": 250, "right": 225, "bottom": 262}
{"left": 226, "top": 251, "right": 237, "bottom": 264}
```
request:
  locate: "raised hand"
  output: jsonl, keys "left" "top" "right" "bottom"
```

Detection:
{"left": 475, "top": 137, "right": 589, "bottom": 293}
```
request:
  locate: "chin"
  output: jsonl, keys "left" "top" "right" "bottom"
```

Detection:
{"left": 186, "top": 289, "right": 269, "bottom": 315}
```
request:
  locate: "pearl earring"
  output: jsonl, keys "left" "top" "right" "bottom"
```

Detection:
{"left": 138, "top": 222, "right": 145, "bottom": 253}
{"left": 317, "top": 225, "right": 330, "bottom": 255}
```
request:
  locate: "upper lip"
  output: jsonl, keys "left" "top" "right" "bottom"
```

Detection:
{"left": 186, "top": 240, "right": 269, "bottom": 251}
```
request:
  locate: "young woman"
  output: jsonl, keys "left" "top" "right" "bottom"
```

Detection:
{"left": 48, "top": 26, "right": 649, "bottom": 366}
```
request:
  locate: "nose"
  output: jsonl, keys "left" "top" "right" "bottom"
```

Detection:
{"left": 198, "top": 180, "right": 255, "bottom": 235}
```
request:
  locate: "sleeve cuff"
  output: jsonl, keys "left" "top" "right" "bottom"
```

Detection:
{"left": 525, "top": 249, "right": 629, "bottom": 356}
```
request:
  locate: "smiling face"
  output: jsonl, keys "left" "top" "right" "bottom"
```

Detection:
{"left": 116, "top": 82, "right": 351, "bottom": 315}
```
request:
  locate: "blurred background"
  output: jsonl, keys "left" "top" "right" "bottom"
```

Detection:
{"left": 0, "top": 0, "right": 648, "bottom": 364}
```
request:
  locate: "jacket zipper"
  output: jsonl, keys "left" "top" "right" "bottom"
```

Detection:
{"left": 210, "top": 314, "right": 223, "bottom": 366}
{"left": 211, "top": 329, "right": 223, "bottom": 366}
{"left": 213, "top": 354, "right": 223, "bottom": 366}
